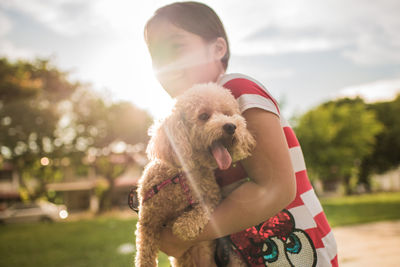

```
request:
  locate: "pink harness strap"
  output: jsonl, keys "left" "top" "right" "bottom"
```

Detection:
{"left": 143, "top": 173, "right": 196, "bottom": 207}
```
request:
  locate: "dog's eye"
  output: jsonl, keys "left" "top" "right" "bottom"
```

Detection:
{"left": 198, "top": 113, "right": 210, "bottom": 121}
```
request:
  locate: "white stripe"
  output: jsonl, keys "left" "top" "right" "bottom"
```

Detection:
{"left": 280, "top": 116, "right": 290, "bottom": 127}
{"left": 290, "top": 146, "right": 306, "bottom": 173}
{"left": 236, "top": 94, "right": 279, "bottom": 116}
{"left": 316, "top": 248, "right": 333, "bottom": 267}
{"left": 288, "top": 205, "right": 317, "bottom": 230}
{"left": 321, "top": 231, "right": 338, "bottom": 260}
{"left": 301, "top": 189, "right": 324, "bottom": 217}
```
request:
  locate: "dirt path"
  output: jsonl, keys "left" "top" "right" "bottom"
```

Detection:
{"left": 333, "top": 220, "right": 400, "bottom": 266}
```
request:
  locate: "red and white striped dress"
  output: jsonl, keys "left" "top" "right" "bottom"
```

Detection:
{"left": 215, "top": 73, "right": 338, "bottom": 267}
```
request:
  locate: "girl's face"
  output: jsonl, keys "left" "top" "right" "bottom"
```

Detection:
{"left": 147, "top": 20, "right": 226, "bottom": 97}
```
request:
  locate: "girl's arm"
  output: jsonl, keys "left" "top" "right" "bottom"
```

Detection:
{"left": 160, "top": 108, "right": 297, "bottom": 257}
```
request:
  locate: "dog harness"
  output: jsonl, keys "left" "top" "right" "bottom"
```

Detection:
{"left": 128, "top": 173, "right": 197, "bottom": 213}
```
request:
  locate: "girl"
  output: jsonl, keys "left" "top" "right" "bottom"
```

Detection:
{"left": 143, "top": 2, "right": 338, "bottom": 266}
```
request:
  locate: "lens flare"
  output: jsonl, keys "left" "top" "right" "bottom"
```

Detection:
{"left": 163, "top": 123, "right": 223, "bottom": 238}
{"left": 59, "top": 210, "right": 68, "bottom": 219}
{"left": 154, "top": 43, "right": 215, "bottom": 76}
{"left": 40, "top": 157, "right": 50, "bottom": 166}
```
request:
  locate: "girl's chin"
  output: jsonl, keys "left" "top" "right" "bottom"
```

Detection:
{"left": 164, "top": 82, "right": 193, "bottom": 97}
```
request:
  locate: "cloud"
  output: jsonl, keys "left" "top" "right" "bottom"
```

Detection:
{"left": 337, "top": 78, "right": 400, "bottom": 103}
{"left": 0, "top": 10, "right": 12, "bottom": 36}
{"left": 343, "top": 33, "right": 400, "bottom": 65}
{"left": 1, "top": 0, "right": 158, "bottom": 38}
{"left": 0, "top": 39, "right": 37, "bottom": 60}
{"left": 2, "top": 0, "right": 108, "bottom": 36}
{"left": 0, "top": 9, "right": 36, "bottom": 59}
{"left": 220, "top": 0, "right": 400, "bottom": 66}
{"left": 4, "top": 0, "right": 398, "bottom": 65}
{"left": 234, "top": 37, "right": 346, "bottom": 55}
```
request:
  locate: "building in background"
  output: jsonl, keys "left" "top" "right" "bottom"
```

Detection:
{"left": 0, "top": 162, "right": 20, "bottom": 210}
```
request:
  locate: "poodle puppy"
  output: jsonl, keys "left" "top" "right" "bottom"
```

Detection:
{"left": 135, "top": 82, "right": 255, "bottom": 267}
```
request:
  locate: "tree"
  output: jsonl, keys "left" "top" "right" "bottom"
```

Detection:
{"left": 1, "top": 57, "right": 152, "bottom": 209}
{"left": 359, "top": 94, "right": 400, "bottom": 190}
{"left": 68, "top": 88, "right": 152, "bottom": 211}
{"left": 0, "top": 58, "right": 78, "bottom": 199}
{"left": 294, "top": 98, "right": 383, "bottom": 194}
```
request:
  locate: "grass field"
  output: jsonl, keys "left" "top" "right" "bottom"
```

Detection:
{"left": 1, "top": 192, "right": 399, "bottom": 267}
{"left": 320, "top": 191, "right": 400, "bottom": 227}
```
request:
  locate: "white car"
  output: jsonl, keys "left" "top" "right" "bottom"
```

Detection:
{"left": 0, "top": 201, "right": 68, "bottom": 224}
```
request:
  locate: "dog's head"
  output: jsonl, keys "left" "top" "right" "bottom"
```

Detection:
{"left": 147, "top": 82, "right": 255, "bottom": 171}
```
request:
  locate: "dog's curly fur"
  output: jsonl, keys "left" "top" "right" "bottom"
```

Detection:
{"left": 135, "top": 83, "right": 255, "bottom": 267}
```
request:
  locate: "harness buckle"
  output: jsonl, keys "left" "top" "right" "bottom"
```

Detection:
{"left": 128, "top": 186, "right": 139, "bottom": 213}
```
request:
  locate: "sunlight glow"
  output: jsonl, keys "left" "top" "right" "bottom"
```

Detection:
{"left": 69, "top": 1, "right": 175, "bottom": 119}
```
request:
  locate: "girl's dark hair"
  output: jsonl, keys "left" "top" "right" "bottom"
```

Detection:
{"left": 144, "top": 1, "right": 230, "bottom": 70}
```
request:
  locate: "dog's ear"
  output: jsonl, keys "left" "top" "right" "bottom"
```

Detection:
{"left": 146, "top": 110, "right": 193, "bottom": 168}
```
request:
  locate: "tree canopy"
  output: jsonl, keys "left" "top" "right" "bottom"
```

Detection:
{"left": 0, "top": 57, "right": 152, "bottom": 207}
{"left": 359, "top": 94, "right": 400, "bottom": 189}
{"left": 294, "top": 97, "right": 383, "bottom": 194}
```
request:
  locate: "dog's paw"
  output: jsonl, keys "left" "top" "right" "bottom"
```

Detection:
{"left": 172, "top": 216, "right": 202, "bottom": 241}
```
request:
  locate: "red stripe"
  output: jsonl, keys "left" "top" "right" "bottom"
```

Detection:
{"left": 331, "top": 255, "right": 338, "bottom": 267}
{"left": 314, "top": 212, "right": 332, "bottom": 237}
{"left": 286, "top": 191, "right": 304, "bottom": 209}
{"left": 223, "top": 78, "right": 280, "bottom": 114}
{"left": 283, "top": 126, "right": 300, "bottom": 148}
{"left": 286, "top": 170, "right": 312, "bottom": 209}
{"left": 296, "top": 170, "right": 313, "bottom": 196}
{"left": 305, "top": 227, "right": 324, "bottom": 249}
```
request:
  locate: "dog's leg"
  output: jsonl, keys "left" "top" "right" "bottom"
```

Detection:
{"left": 172, "top": 203, "right": 216, "bottom": 241}
{"left": 135, "top": 220, "right": 160, "bottom": 267}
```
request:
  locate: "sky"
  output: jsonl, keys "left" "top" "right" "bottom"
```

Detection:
{"left": 1, "top": 0, "right": 400, "bottom": 119}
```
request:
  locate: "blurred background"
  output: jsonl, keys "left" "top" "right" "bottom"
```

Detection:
{"left": 0, "top": 1, "right": 399, "bottom": 266}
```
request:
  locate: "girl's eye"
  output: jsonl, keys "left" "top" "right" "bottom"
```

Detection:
{"left": 198, "top": 113, "right": 210, "bottom": 121}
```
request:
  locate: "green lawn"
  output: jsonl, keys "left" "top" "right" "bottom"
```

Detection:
{"left": 321, "top": 191, "right": 400, "bottom": 227}
{"left": 1, "top": 192, "right": 400, "bottom": 267}
{"left": 0, "top": 216, "right": 169, "bottom": 267}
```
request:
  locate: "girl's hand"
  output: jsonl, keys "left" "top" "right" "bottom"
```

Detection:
{"left": 159, "top": 226, "right": 195, "bottom": 258}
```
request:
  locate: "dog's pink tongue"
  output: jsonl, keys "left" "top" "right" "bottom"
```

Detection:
{"left": 211, "top": 142, "right": 232, "bottom": 170}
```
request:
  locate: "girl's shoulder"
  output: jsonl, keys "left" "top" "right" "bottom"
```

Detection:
{"left": 217, "top": 72, "right": 265, "bottom": 88}
{"left": 217, "top": 72, "right": 281, "bottom": 117}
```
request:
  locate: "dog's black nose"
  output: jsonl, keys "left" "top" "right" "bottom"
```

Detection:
{"left": 223, "top": 123, "right": 236, "bottom": 135}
